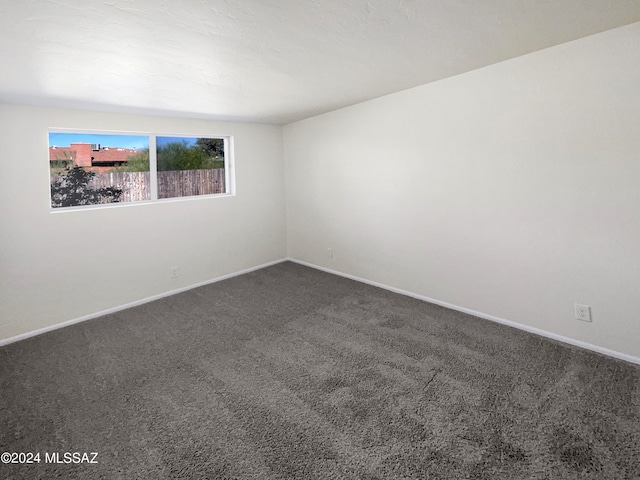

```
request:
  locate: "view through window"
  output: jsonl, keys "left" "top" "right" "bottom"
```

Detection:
{"left": 49, "top": 132, "right": 229, "bottom": 209}
{"left": 156, "top": 136, "right": 226, "bottom": 199}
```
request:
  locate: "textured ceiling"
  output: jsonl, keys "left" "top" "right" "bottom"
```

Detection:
{"left": 1, "top": 0, "right": 639, "bottom": 124}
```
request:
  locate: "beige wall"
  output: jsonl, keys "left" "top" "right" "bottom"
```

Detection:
{"left": 284, "top": 23, "right": 640, "bottom": 359}
{"left": 0, "top": 105, "right": 287, "bottom": 340}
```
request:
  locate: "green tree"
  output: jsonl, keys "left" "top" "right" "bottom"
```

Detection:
{"left": 195, "top": 138, "right": 224, "bottom": 157}
{"left": 157, "top": 141, "right": 201, "bottom": 171}
{"left": 116, "top": 148, "right": 150, "bottom": 172}
{"left": 196, "top": 138, "right": 225, "bottom": 169}
{"left": 157, "top": 140, "right": 224, "bottom": 171}
{"left": 51, "top": 166, "right": 122, "bottom": 207}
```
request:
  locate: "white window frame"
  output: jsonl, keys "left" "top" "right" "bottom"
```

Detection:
{"left": 48, "top": 129, "right": 235, "bottom": 212}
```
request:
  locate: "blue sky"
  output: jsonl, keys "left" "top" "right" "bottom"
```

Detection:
{"left": 49, "top": 133, "right": 200, "bottom": 149}
{"left": 49, "top": 133, "right": 149, "bottom": 149}
{"left": 156, "top": 136, "right": 198, "bottom": 148}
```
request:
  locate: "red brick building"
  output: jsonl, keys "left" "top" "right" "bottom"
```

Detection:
{"left": 49, "top": 142, "right": 139, "bottom": 173}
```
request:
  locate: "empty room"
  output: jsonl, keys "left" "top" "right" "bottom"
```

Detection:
{"left": 1, "top": 1, "right": 639, "bottom": 478}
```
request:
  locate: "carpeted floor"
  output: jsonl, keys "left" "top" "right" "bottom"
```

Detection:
{"left": 1, "top": 261, "right": 639, "bottom": 479}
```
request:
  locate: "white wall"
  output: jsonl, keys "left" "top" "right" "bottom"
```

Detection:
{"left": 0, "top": 105, "right": 286, "bottom": 340}
{"left": 284, "top": 23, "right": 640, "bottom": 359}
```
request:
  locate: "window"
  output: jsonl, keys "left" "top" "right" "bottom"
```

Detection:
{"left": 156, "top": 136, "right": 226, "bottom": 199}
{"left": 49, "top": 131, "right": 231, "bottom": 209}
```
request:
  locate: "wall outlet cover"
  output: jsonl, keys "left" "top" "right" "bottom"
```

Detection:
{"left": 574, "top": 304, "right": 591, "bottom": 322}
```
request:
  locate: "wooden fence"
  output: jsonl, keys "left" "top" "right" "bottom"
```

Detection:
{"left": 156, "top": 168, "right": 225, "bottom": 199}
{"left": 88, "top": 171, "right": 150, "bottom": 202}
{"left": 85, "top": 169, "right": 225, "bottom": 202}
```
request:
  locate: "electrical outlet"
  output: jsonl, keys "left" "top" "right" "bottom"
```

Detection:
{"left": 574, "top": 304, "right": 591, "bottom": 322}
{"left": 169, "top": 266, "right": 180, "bottom": 279}
{"left": 327, "top": 248, "right": 333, "bottom": 259}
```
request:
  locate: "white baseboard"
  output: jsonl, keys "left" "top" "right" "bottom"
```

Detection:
{"left": 0, "top": 258, "right": 288, "bottom": 348}
{"left": 288, "top": 258, "right": 640, "bottom": 366}
{"left": 4, "top": 256, "right": 639, "bottom": 367}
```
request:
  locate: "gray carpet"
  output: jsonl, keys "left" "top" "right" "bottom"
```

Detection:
{"left": 1, "top": 261, "right": 639, "bottom": 479}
